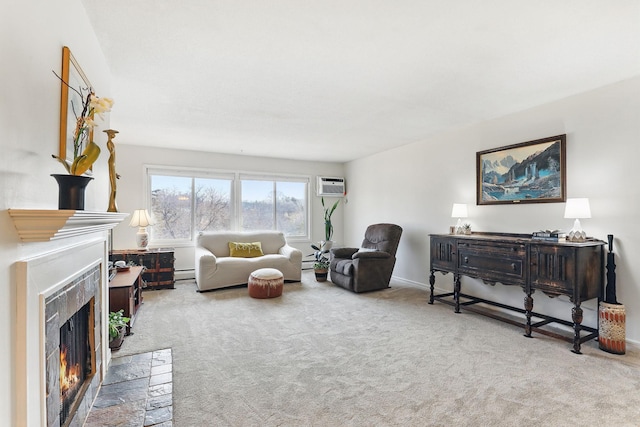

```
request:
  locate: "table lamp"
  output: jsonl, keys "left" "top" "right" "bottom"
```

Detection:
{"left": 451, "top": 203, "right": 468, "bottom": 234}
{"left": 129, "top": 209, "right": 154, "bottom": 249}
{"left": 564, "top": 198, "right": 591, "bottom": 242}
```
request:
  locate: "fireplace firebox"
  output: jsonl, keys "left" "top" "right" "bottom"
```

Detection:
{"left": 43, "top": 265, "right": 102, "bottom": 427}
{"left": 59, "top": 301, "right": 94, "bottom": 426}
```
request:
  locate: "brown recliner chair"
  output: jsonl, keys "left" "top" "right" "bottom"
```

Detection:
{"left": 329, "top": 223, "right": 403, "bottom": 293}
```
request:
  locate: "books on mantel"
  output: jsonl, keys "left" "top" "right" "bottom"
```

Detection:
{"left": 531, "top": 230, "right": 566, "bottom": 242}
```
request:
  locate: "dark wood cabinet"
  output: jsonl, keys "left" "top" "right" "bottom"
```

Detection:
{"left": 429, "top": 233, "right": 605, "bottom": 353}
{"left": 109, "top": 266, "right": 144, "bottom": 335}
{"left": 110, "top": 248, "right": 175, "bottom": 289}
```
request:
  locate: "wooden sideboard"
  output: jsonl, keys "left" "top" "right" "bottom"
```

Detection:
{"left": 429, "top": 232, "right": 605, "bottom": 353}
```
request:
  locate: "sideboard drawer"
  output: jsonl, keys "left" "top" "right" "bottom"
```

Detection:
{"left": 457, "top": 241, "right": 526, "bottom": 285}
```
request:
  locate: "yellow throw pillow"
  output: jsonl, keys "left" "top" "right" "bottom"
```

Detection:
{"left": 229, "top": 242, "right": 264, "bottom": 258}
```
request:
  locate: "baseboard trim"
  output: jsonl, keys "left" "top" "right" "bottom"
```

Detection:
{"left": 175, "top": 269, "right": 195, "bottom": 281}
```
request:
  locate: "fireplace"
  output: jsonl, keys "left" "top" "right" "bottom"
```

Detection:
{"left": 15, "top": 237, "right": 114, "bottom": 426}
{"left": 43, "top": 265, "right": 102, "bottom": 427}
{"left": 59, "top": 302, "right": 94, "bottom": 425}
{"left": 10, "top": 210, "right": 128, "bottom": 426}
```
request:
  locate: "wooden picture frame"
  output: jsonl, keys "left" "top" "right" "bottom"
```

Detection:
{"left": 59, "top": 46, "right": 93, "bottom": 162}
{"left": 476, "top": 135, "right": 566, "bottom": 205}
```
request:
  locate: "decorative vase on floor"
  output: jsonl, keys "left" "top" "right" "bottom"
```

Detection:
{"left": 51, "top": 174, "right": 93, "bottom": 210}
{"left": 598, "top": 302, "right": 626, "bottom": 354}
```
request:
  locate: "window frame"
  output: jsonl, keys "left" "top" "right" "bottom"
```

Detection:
{"left": 144, "top": 165, "right": 310, "bottom": 247}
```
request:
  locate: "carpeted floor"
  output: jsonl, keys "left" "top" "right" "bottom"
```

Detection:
{"left": 115, "top": 271, "right": 640, "bottom": 426}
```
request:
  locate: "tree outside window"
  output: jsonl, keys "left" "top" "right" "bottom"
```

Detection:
{"left": 148, "top": 170, "right": 308, "bottom": 242}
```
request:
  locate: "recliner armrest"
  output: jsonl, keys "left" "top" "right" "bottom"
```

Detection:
{"left": 331, "top": 247, "right": 358, "bottom": 259}
{"left": 352, "top": 251, "right": 391, "bottom": 260}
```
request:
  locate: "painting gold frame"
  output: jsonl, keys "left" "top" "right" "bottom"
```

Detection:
{"left": 58, "top": 46, "right": 93, "bottom": 162}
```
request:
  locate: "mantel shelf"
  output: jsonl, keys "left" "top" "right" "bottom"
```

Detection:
{"left": 8, "top": 209, "right": 129, "bottom": 242}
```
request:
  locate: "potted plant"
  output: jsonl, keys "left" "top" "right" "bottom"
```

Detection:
{"left": 51, "top": 71, "right": 114, "bottom": 210}
{"left": 321, "top": 197, "right": 340, "bottom": 251}
{"left": 462, "top": 223, "right": 472, "bottom": 235}
{"left": 108, "top": 309, "right": 130, "bottom": 351}
{"left": 310, "top": 243, "right": 330, "bottom": 282}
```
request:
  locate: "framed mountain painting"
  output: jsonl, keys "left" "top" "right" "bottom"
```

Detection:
{"left": 476, "top": 135, "right": 566, "bottom": 205}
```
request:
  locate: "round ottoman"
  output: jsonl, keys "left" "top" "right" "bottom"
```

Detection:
{"left": 248, "top": 268, "right": 284, "bottom": 299}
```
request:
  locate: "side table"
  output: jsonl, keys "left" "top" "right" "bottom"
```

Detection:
{"left": 109, "top": 266, "right": 144, "bottom": 335}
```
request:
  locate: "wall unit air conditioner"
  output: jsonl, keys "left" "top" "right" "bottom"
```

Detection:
{"left": 317, "top": 176, "right": 345, "bottom": 197}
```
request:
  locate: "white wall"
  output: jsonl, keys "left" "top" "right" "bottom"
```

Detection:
{"left": 344, "top": 76, "right": 640, "bottom": 344}
{"left": 0, "top": 1, "right": 111, "bottom": 425}
{"left": 109, "top": 144, "right": 345, "bottom": 273}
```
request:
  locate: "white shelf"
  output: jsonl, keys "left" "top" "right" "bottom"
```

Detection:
{"left": 8, "top": 209, "right": 129, "bottom": 242}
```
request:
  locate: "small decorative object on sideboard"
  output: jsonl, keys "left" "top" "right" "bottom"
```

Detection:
{"left": 564, "top": 198, "right": 591, "bottom": 242}
{"left": 450, "top": 203, "right": 468, "bottom": 234}
{"left": 532, "top": 230, "right": 566, "bottom": 242}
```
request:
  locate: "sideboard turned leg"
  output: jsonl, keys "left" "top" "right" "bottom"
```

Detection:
{"left": 454, "top": 274, "right": 461, "bottom": 313}
{"left": 571, "top": 304, "right": 584, "bottom": 354}
{"left": 428, "top": 270, "right": 435, "bottom": 304}
{"left": 524, "top": 293, "right": 533, "bottom": 337}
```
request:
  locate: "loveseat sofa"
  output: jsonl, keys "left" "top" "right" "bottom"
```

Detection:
{"left": 195, "top": 230, "right": 302, "bottom": 292}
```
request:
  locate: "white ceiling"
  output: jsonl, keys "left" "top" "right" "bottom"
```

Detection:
{"left": 81, "top": 1, "right": 640, "bottom": 163}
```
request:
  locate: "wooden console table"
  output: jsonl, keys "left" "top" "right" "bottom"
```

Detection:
{"left": 109, "top": 266, "right": 144, "bottom": 335}
{"left": 429, "top": 232, "right": 605, "bottom": 353}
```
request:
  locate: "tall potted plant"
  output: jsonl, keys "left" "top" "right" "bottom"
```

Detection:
{"left": 321, "top": 197, "right": 340, "bottom": 252}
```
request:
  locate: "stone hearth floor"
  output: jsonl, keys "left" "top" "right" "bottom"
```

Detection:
{"left": 84, "top": 348, "right": 173, "bottom": 427}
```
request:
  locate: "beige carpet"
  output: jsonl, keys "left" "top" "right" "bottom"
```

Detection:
{"left": 116, "top": 271, "right": 640, "bottom": 426}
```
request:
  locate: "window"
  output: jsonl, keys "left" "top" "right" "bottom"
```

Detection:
{"left": 147, "top": 167, "right": 309, "bottom": 244}
{"left": 241, "top": 179, "right": 307, "bottom": 236}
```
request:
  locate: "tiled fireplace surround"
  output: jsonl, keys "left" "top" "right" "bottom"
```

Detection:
{"left": 12, "top": 210, "right": 128, "bottom": 426}
{"left": 44, "top": 264, "right": 102, "bottom": 426}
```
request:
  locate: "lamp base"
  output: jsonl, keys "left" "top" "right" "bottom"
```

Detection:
{"left": 136, "top": 227, "right": 149, "bottom": 249}
{"left": 567, "top": 218, "right": 587, "bottom": 242}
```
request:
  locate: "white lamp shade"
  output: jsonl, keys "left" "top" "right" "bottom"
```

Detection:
{"left": 564, "top": 198, "right": 591, "bottom": 219}
{"left": 129, "top": 209, "right": 154, "bottom": 227}
{"left": 451, "top": 203, "right": 468, "bottom": 218}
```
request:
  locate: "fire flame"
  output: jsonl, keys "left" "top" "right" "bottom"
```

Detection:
{"left": 60, "top": 344, "right": 81, "bottom": 396}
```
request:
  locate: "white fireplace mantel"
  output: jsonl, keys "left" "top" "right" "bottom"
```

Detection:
{"left": 8, "top": 209, "right": 129, "bottom": 242}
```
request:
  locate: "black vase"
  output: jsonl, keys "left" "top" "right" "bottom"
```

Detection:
{"left": 51, "top": 174, "right": 93, "bottom": 210}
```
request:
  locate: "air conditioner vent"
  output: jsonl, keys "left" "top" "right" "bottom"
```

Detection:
{"left": 317, "top": 176, "right": 345, "bottom": 197}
